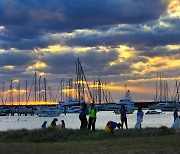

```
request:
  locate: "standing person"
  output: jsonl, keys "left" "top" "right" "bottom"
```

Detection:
{"left": 79, "top": 103, "right": 88, "bottom": 129}
{"left": 135, "top": 107, "right": 144, "bottom": 129}
{"left": 120, "top": 105, "right": 128, "bottom": 129}
{"left": 51, "top": 118, "right": 58, "bottom": 127}
{"left": 88, "top": 103, "right": 97, "bottom": 131}
{"left": 173, "top": 109, "right": 178, "bottom": 122}
{"left": 171, "top": 109, "right": 180, "bottom": 130}
{"left": 61, "top": 120, "right": 66, "bottom": 129}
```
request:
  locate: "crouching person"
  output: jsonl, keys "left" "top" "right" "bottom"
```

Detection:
{"left": 105, "top": 121, "right": 121, "bottom": 135}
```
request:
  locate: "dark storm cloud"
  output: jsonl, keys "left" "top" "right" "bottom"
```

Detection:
{"left": 137, "top": 47, "right": 180, "bottom": 58}
{"left": 0, "top": 51, "right": 35, "bottom": 66}
{"left": 125, "top": 56, "right": 148, "bottom": 64}
{"left": 0, "top": 67, "right": 23, "bottom": 75}
{"left": 40, "top": 49, "right": 120, "bottom": 75}
{"left": 102, "top": 63, "right": 132, "bottom": 76}
{"left": 0, "top": 0, "right": 168, "bottom": 37}
{"left": 65, "top": 19, "right": 180, "bottom": 48}
{"left": 146, "top": 66, "right": 180, "bottom": 79}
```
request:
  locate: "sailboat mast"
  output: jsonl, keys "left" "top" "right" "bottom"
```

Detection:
{"left": 18, "top": 81, "right": 21, "bottom": 105}
{"left": 60, "top": 79, "right": 63, "bottom": 101}
{"left": 2, "top": 83, "right": 4, "bottom": 105}
{"left": 44, "top": 78, "right": 47, "bottom": 102}
{"left": 39, "top": 76, "right": 41, "bottom": 102}
{"left": 98, "top": 79, "right": 101, "bottom": 104}
{"left": 155, "top": 74, "right": 158, "bottom": 102}
{"left": 34, "top": 70, "right": 37, "bottom": 103}
{"left": 26, "top": 80, "right": 28, "bottom": 104}
{"left": 77, "top": 59, "right": 81, "bottom": 103}
{"left": 11, "top": 80, "right": 13, "bottom": 105}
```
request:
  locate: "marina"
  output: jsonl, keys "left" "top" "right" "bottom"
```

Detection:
{"left": 0, "top": 110, "right": 175, "bottom": 132}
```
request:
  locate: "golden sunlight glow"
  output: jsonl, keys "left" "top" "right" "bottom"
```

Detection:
{"left": 109, "top": 62, "right": 117, "bottom": 66}
{"left": 42, "top": 45, "right": 92, "bottom": 53}
{"left": 103, "top": 85, "right": 153, "bottom": 94}
{"left": 167, "top": 59, "right": 180, "bottom": 67}
{"left": 3, "top": 65, "right": 15, "bottom": 69}
{"left": 127, "top": 76, "right": 180, "bottom": 83}
{"left": 168, "top": 0, "right": 180, "bottom": 17}
{"left": 97, "top": 46, "right": 109, "bottom": 52}
{"left": 132, "top": 56, "right": 180, "bottom": 75}
{"left": 89, "top": 83, "right": 153, "bottom": 95}
{"left": 166, "top": 44, "right": 180, "bottom": 50}
{"left": 159, "top": 21, "right": 172, "bottom": 28}
{"left": 13, "top": 79, "right": 19, "bottom": 83}
{"left": 117, "top": 45, "right": 134, "bottom": 61}
{"left": 35, "top": 62, "right": 47, "bottom": 68}
{"left": 62, "top": 89, "right": 76, "bottom": 92}
{"left": 39, "top": 72, "right": 45, "bottom": 76}
{"left": 77, "top": 81, "right": 86, "bottom": 84}
{"left": 28, "top": 61, "right": 47, "bottom": 70}
{"left": 4, "top": 89, "right": 26, "bottom": 94}
{"left": 5, "top": 101, "right": 58, "bottom": 105}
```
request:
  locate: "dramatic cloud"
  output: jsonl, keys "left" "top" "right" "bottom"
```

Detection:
{"left": 40, "top": 49, "right": 119, "bottom": 75}
{"left": 137, "top": 47, "right": 180, "bottom": 58}
{"left": 0, "top": 0, "right": 179, "bottom": 102}
{"left": 0, "top": 51, "right": 35, "bottom": 67}
{"left": 0, "top": 0, "right": 168, "bottom": 36}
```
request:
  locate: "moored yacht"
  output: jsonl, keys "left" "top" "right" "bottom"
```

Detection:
{"left": 34, "top": 106, "right": 62, "bottom": 117}
{"left": 59, "top": 96, "right": 80, "bottom": 107}
{"left": 115, "top": 89, "right": 137, "bottom": 114}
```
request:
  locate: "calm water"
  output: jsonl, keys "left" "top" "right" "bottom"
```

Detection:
{"left": 0, "top": 110, "right": 174, "bottom": 131}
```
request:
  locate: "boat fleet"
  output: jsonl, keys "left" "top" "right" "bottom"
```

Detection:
{"left": 0, "top": 95, "right": 179, "bottom": 117}
{"left": 0, "top": 60, "right": 179, "bottom": 117}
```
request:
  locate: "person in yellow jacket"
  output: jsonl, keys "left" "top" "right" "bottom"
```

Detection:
{"left": 88, "top": 103, "right": 97, "bottom": 131}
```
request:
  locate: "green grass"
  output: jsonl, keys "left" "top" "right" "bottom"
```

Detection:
{"left": 0, "top": 127, "right": 179, "bottom": 153}
{"left": 0, "top": 126, "right": 178, "bottom": 143}
{"left": 0, "top": 135, "right": 180, "bottom": 154}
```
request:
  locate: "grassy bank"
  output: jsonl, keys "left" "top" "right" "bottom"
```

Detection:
{"left": 0, "top": 127, "right": 179, "bottom": 153}
{"left": 0, "top": 126, "right": 178, "bottom": 143}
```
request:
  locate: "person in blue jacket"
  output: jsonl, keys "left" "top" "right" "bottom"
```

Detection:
{"left": 120, "top": 105, "right": 128, "bottom": 129}
{"left": 106, "top": 121, "right": 121, "bottom": 135}
{"left": 41, "top": 121, "right": 47, "bottom": 128}
{"left": 51, "top": 118, "right": 58, "bottom": 127}
{"left": 79, "top": 103, "right": 89, "bottom": 129}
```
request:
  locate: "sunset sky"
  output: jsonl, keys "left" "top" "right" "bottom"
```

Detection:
{"left": 0, "top": 0, "right": 179, "bottom": 104}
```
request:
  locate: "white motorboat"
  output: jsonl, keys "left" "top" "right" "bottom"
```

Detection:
{"left": 116, "top": 90, "right": 137, "bottom": 114}
{"left": 160, "top": 102, "right": 175, "bottom": 111}
{"left": 174, "top": 101, "right": 180, "bottom": 109}
{"left": 35, "top": 106, "right": 62, "bottom": 117}
{"left": 145, "top": 110, "right": 162, "bottom": 115}
{"left": 59, "top": 97, "right": 80, "bottom": 107}
{"left": 101, "top": 103, "right": 120, "bottom": 111}
{"left": 149, "top": 102, "right": 175, "bottom": 111}
{"left": 66, "top": 106, "right": 81, "bottom": 113}
{"left": 114, "top": 109, "right": 134, "bottom": 114}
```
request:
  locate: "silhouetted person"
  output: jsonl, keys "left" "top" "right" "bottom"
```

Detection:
{"left": 41, "top": 121, "right": 47, "bottom": 128}
{"left": 61, "top": 120, "right": 66, "bottom": 129}
{"left": 88, "top": 103, "right": 97, "bottom": 131}
{"left": 79, "top": 103, "right": 88, "bottom": 129}
{"left": 120, "top": 105, "right": 128, "bottom": 129}
{"left": 174, "top": 109, "right": 178, "bottom": 122}
{"left": 51, "top": 118, "right": 58, "bottom": 127}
